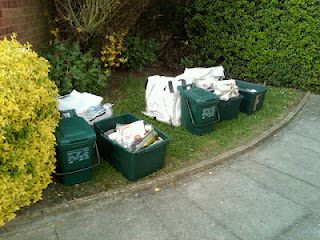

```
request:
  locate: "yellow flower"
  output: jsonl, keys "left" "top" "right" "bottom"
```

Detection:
{"left": 107, "top": 35, "right": 115, "bottom": 43}
{"left": 107, "top": 55, "right": 116, "bottom": 61}
{"left": 119, "top": 57, "right": 127, "bottom": 63}
{"left": 76, "top": 27, "right": 82, "bottom": 33}
{"left": 108, "top": 48, "right": 116, "bottom": 55}
{"left": 50, "top": 30, "right": 58, "bottom": 37}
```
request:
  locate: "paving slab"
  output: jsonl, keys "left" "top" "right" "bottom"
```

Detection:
{"left": 176, "top": 167, "right": 308, "bottom": 240}
{"left": 237, "top": 140, "right": 320, "bottom": 188}
{"left": 2, "top": 225, "right": 58, "bottom": 240}
{"left": 289, "top": 117, "right": 320, "bottom": 140}
{"left": 278, "top": 130, "right": 320, "bottom": 154}
{"left": 231, "top": 159, "right": 320, "bottom": 214}
{"left": 55, "top": 197, "right": 174, "bottom": 240}
{"left": 277, "top": 214, "right": 320, "bottom": 240}
{"left": 142, "top": 186, "right": 240, "bottom": 240}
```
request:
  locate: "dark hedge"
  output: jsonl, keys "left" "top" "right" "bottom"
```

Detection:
{"left": 183, "top": 0, "right": 320, "bottom": 92}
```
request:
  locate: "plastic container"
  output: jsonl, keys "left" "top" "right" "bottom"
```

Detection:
{"left": 236, "top": 80, "right": 268, "bottom": 115}
{"left": 93, "top": 113, "right": 170, "bottom": 181}
{"left": 54, "top": 115, "right": 99, "bottom": 185}
{"left": 217, "top": 95, "right": 244, "bottom": 121}
{"left": 178, "top": 84, "right": 220, "bottom": 135}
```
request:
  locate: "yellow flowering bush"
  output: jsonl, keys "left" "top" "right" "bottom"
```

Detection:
{"left": 100, "top": 31, "right": 128, "bottom": 68}
{"left": 0, "top": 35, "right": 60, "bottom": 226}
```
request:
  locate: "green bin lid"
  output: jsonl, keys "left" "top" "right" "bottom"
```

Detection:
{"left": 182, "top": 88, "right": 220, "bottom": 104}
{"left": 55, "top": 116, "right": 96, "bottom": 144}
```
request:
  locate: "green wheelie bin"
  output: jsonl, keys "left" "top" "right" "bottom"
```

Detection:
{"left": 54, "top": 111, "right": 100, "bottom": 185}
{"left": 178, "top": 84, "right": 220, "bottom": 135}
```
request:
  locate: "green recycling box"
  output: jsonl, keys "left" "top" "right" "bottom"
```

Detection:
{"left": 178, "top": 84, "right": 220, "bottom": 135}
{"left": 217, "top": 95, "right": 244, "bottom": 121}
{"left": 236, "top": 80, "right": 268, "bottom": 115}
{"left": 93, "top": 113, "right": 170, "bottom": 182}
{"left": 54, "top": 116, "right": 97, "bottom": 185}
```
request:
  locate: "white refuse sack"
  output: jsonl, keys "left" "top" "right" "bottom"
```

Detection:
{"left": 57, "top": 90, "right": 113, "bottom": 125}
{"left": 142, "top": 75, "right": 194, "bottom": 126}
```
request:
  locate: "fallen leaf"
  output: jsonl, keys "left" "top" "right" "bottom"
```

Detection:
{"left": 172, "top": 181, "right": 178, "bottom": 187}
{"left": 187, "top": 148, "right": 195, "bottom": 152}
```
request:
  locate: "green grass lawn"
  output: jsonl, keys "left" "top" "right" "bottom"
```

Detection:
{"left": 21, "top": 70, "right": 306, "bottom": 211}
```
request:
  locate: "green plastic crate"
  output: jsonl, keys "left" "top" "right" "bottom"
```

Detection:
{"left": 236, "top": 80, "right": 268, "bottom": 115}
{"left": 93, "top": 113, "right": 170, "bottom": 181}
{"left": 54, "top": 116, "right": 97, "bottom": 185}
{"left": 178, "top": 84, "right": 220, "bottom": 135}
{"left": 218, "top": 95, "right": 244, "bottom": 121}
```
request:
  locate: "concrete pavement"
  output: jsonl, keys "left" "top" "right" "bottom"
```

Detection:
{"left": 1, "top": 94, "right": 319, "bottom": 240}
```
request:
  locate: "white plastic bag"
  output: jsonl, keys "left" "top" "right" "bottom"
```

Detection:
{"left": 143, "top": 75, "right": 194, "bottom": 126}
{"left": 57, "top": 90, "right": 112, "bottom": 123}
{"left": 57, "top": 90, "right": 103, "bottom": 114}
{"left": 180, "top": 66, "right": 225, "bottom": 91}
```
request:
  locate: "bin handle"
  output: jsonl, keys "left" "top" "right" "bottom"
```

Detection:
{"left": 177, "top": 83, "right": 195, "bottom": 92}
{"left": 185, "top": 97, "right": 220, "bottom": 127}
{"left": 54, "top": 142, "right": 101, "bottom": 176}
{"left": 59, "top": 109, "right": 77, "bottom": 118}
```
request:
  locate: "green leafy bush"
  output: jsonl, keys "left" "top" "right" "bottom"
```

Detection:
{"left": 184, "top": 0, "right": 320, "bottom": 92}
{"left": 40, "top": 39, "right": 108, "bottom": 95}
{"left": 122, "top": 36, "right": 159, "bottom": 70}
{"left": 0, "top": 36, "right": 60, "bottom": 226}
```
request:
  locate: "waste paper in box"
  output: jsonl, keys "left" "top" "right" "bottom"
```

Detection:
{"left": 54, "top": 113, "right": 100, "bottom": 185}
{"left": 236, "top": 80, "right": 268, "bottom": 115}
{"left": 178, "top": 84, "right": 220, "bottom": 135}
{"left": 94, "top": 113, "right": 170, "bottom": 181}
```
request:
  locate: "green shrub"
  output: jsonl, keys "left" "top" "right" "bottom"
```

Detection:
{"left": 40, "top": 39, "right": 108, "bottom": 95}
{"left": 184, "top": 0, "right": 320, "bottom": 92}
{"left": 0, "top": 36, "right": 60, "bottom": 226}
{"left": 122, "top": 36, "right": 159, "bottom": 70}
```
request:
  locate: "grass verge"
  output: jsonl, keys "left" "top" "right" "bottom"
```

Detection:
{"left": 18, "top": 70, "right": 305, "bottom": 215}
